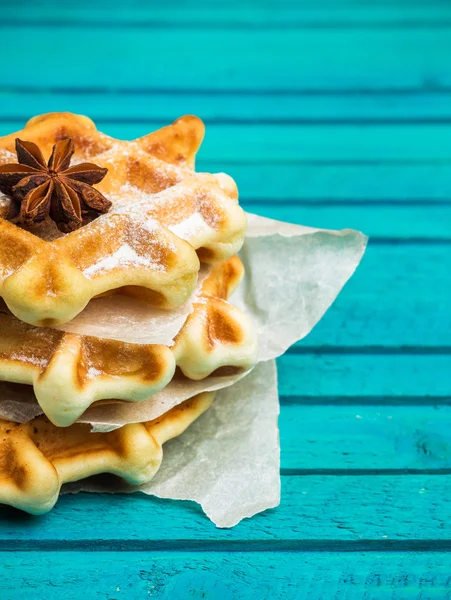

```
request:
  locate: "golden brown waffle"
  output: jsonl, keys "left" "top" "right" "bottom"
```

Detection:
{"left": 0, "top": 257, "right": 257, "bottom": 426}
{"left": 0, "top": 391, "right": 213, "bottom": 514}
{"left": 0, "top": 112, "right": 246, "bottom": 326}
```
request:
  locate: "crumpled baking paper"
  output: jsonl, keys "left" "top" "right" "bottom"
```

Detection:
{"left": 0, "top": 213, "right": 367, "bottom": 526}
{"left": 55, "top": 266, "right": 212, "bottom": 345}
{"left": 65, "top": 359, "right": 280, "bottom": 528}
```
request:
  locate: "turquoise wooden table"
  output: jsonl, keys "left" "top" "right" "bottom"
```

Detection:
{"left": 1, "top": 1, "right": 450, "bottom": 597}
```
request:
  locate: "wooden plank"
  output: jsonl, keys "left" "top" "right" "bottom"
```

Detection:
{"left": 1, "top": 141, "right": 451, "bottom": 204}
{"left": 1, "top": 551, "right": 451, "bottom": 600}
{"left": 294, "top": 244, "right": 451, "bottom": 348}
{"left": 2, "top": 91, "right": 451, "bottom": 121}
{"left": 277, "top": 354, "right": 451, "bottom": 399}
{"left": 1, "top": 121, "right": 451, "bottom": 161}
{"left": 280, "top": 404, "right": 451, "bottom": 470}
{"left": 0, "top": 28, "right": 450, "bottom": 91}
{"left": 213, "top": 163, "right": 451, "bottom": 201}
{"left": 2, "top": 475, "right": 451, "bottom": 542}
{"left": 243, "top": 203, "right": 451, "bottom": 239}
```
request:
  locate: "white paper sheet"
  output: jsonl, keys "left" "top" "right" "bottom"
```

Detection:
{"left": 0, "top": 213, "right": 367, "bottom": 526}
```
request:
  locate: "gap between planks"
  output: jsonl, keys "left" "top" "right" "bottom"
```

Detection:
{"left": 280, "top": 469, "right": 451, "bottom": 476}
{"left": 3, "top": 539, "right": 451, "bottom": 552}
{"left": 286, "top": 346, "right": 451, "bottom": 355}
{"left": 3, "top": 21, "right": 451, "bottom": 31}
{"left": 5, "top": 86, "right": 451, "bottom": 95}
{"left": 3, "top": 3, "right": 451, "bottom": 30}
{"left": 5, "top": 116, "right": 451, "bottom": 125}
{"left": 280, "top": 396, "right": 451, "bottom": 406}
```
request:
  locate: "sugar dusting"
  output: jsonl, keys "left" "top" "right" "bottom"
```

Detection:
{"left": 9, "top": 352, "right": 47, "bottom": 368}
{"left": 87, "top": 366, "right": 103, "bottom": 379}
{"left": 110, "top": 181, "right": 219, "bottom": 243}
{"left": 168, "top": 211, "right": 208, "bottom": 239}
{"left": 84, "top": 242, "right": 165, "bottom": 278}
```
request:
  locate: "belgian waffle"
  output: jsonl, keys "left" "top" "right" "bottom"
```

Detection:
{"left": 0, "top": 112, "right": 246, "bottom": 326}
{"left": 0, "top": 392, "right": 213, "bottom": 514}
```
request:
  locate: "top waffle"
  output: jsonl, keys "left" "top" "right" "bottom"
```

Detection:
{"left": 0, "top": 112, "right": 246, "bottom": 327}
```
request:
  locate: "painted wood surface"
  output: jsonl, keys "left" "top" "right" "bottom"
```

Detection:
{"left": 247, "top": 204, "right": 451, "bottom": 238}
{"left": 277, "top": 354, "right": 451, "bottom": 398}
{"left": 2, "top": 551, "right": 451, "bottom": 600}
{"left": 1, "top": 474, "right": 451, "bottom": 543}
{"left": 1, "top": 27, "right": 450, "bottom": 91}
{"left": 1, "top": 0, "right": 450, "bottom": 598}
{"left": 279, "top": 405, "right": 451, "bottom": 470}
{"left": 296, "top": 244, "right": 451, "bottom": 348}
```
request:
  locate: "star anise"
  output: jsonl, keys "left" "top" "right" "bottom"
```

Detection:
{"left": 0, "top": 138, "right": 111, "bottom": 232}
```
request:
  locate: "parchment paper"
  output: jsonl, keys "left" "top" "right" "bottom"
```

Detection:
{"left": 55, "top": 266, "right": 212, "bottom": 345}
{"left": 0, "top": 213, "right": 367, "bottom": 526}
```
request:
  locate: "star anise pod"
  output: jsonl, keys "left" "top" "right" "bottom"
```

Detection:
{"left": 0, "top": 138, "right": 111, "bottom": 232}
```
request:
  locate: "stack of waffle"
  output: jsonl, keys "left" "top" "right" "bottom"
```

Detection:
{"left": 0, "top": 113, "right": 257, "bottom": 514}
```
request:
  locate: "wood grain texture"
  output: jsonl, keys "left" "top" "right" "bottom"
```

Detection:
{"left": 1, "top": 551, "right": 451, "bottom": 600}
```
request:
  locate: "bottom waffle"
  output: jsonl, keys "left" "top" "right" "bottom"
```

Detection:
{"left": 0, "top": 391, "right": 213, "bottom": 514}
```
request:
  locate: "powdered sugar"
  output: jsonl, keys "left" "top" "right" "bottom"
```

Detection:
{"left": 10, "top": 352, "right": 47, "bottom": 368}
{"left": 83, "top": 243, "right": 163, "bottom": 279}
{"left": 109, "top": 184, "right": 149, "bottom": 207}
{"left": 111, "top": 182, "right": 190, "bottom": 215}
{"left": 110, "top": 182, "right": 219, "bottom": 246}
{"left": 87, "top": 366, "right": 103, "bottom": 379}
{"left": 168, "top": 211, "right": 209, "bottom": 239}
